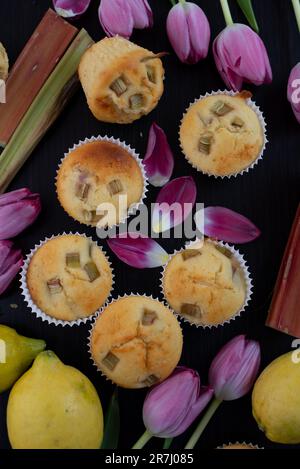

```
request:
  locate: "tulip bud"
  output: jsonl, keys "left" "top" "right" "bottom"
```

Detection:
{"left": 0, "top": 240, "right": 23, "bottom": 295}
{"left": 213, "top": 24, "right": 272, "bottom": 91}
{"left": 287, "top": 63, "right": 300, "bottom": 124}
{"left": 0, "top": 188, "right": 41, "bottom": 240}
{"left": 99, "top": 0, "right": 153, "bottom": 39}
{"left": 143, "top": 367, "right": 213, "bottom": 438}
{"left": 166, "top": 1, "right": 210, "bottom": 64}
{"left": 209, "top": 335, "right": 261, "bottom": 401}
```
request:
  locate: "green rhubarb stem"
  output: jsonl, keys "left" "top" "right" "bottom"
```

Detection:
{"left": 220, "top": 0, "right": 234, "bottom": 26}
{"left": 184, "top": 398, "right": 222, "bottom": 449}
{"left": 132, "top": 430, "right": 153, "bottom": 449}
{"left": 292, "top": 0, "right": 300, "bottom": 33}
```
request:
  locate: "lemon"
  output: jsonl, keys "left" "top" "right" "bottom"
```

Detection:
{"left": 0, "top": 325, "right": 46, "bottom": 393}
{"left": 7, "top": 350, "right": 103, "bottom": 449}
{"left": 252, "top": 351, "right": 300, "bottom": 444}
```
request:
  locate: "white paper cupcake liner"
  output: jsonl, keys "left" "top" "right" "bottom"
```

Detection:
{"left": 55, "top": 135, "right": 148, "bottom": 231}
{"left": 87, "top": 293, "right": 182, "bottom": 384}
{"left": 20, "top": 232, "right": 115, "bottom": 327}
{"left": 160, "top": 238, "right": 253, "bottom": 329}
{"left": 217, "top": 441, "right": 263, "bottom": 449}
{"left": 179, "top": 89, "right": 268, "bottom": 179}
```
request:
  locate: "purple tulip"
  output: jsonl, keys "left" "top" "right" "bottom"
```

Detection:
{"left": 209, "top": 335, "right": 261, "bottom": 401}
{"left": 143, "top": 367, "right": 213, "bottom": 438}
{"left": 0, "top": 188, "right": 41, "bottom": 240}
{"left": 99, "top": 0, "right": 153, "bottom": 39}
{"left": 0, "top": 240, "right": 23, "bottom": 295}
{"left": 287, "top": 63, "right": 300, "bottom": 124}
{"left": 166, "top": 2, "right": 210, "bottom": 64}
{"left": 53, "top": 0, "right": 91, "bottom": 19}
{"left": 213, "top": 24, "right": 272, "bottom": 91}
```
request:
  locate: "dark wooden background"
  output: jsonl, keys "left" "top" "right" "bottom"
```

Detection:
{"left": 0, "top": 0, "right": 299, "bottom": 450}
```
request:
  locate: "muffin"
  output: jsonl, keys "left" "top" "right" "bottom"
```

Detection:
{"left": 162, "top": 240, "right": 247, "bottom": 327}
{"left": 56, "top": 139, "right": 145, "bottom": 228}
{"left": 90, "top": 296, "right": 183, "bottom": 388}
{"left": 79, "top": 36, "right": 164, "bottom": 124}
{"left": 0, "top": 42, "right": 8, "bottom": 80}
{"left": 26, "top": 234, "right": 113, "bottom": 323}
{"left": 219, "top": 443, "right": 259, "bottom": 449}
{"left": 180, "top": 91, "right": 265, "bottom": 177}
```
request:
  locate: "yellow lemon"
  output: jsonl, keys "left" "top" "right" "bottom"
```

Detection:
{"left": 7, "top": 350, "right": 103, "bottom": 449}
{"left": 252, "top": 351, "right": 300, "bottom": 444}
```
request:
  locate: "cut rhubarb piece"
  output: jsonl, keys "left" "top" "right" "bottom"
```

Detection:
{"left": 0, "top": 9, "right": 78, "bottom": 147}
{"left": 266, "top": 204, "right": 300, "bottom": 338}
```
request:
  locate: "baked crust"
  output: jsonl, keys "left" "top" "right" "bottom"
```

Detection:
{"left": 90, "top": 296, "right": 183, "bottom": 388}
{"left": 79, "top": 37, "right": 164, "bottom": 124}
{"left": 27, "top": 235, "right": 113, "bottom": 321}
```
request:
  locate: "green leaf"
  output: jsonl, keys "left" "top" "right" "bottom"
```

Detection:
{"left": 237, "top": 0, "right": 259, "bottom": 33}
{"left": 101, "top": 388, "right": 120, "bottom": 449}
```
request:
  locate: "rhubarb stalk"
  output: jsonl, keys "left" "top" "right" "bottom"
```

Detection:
{"left": 0, "top": 29, "right": 94, "bottom": 194}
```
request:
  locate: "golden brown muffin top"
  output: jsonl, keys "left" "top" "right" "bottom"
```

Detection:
{"left": 90, "top": 296, "right": 183, "bottom": 388}
{"left": 180, "top": 92, "right": 264, "bottom": 176}
{"left": 56, "top": 140, "right": 144, "bottom": 228}
{"left": 220, "top": 443, "right": 257, "bottom": 449}
{"left": 163, "top": 240, "right": 246, "bottom": 326}
{"left": 27, "top": 235, "right": 113, "bottom": 322}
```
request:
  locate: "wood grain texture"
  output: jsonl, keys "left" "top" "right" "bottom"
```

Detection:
{"left": 0, "top": 0, "right": 299, "bottom": 450}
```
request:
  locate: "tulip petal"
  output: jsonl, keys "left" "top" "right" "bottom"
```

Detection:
{"left": 209, "top": 335, "right": 261, "bottom": 401}
{"left": 0, "top": 194, "right": 41, "bottom": 240}
{"left": 143, "top": 123, "right": 174, "bottom": 187}
{"left": 167, "top": 4, "right": 191, "bottom": 63}
{"left": 198, "top": 206, "right": 261, "bottom": 244}
{"left": 0, "top": 240, "right": 23, "bottom": 295}
{"left": 213, "top": 24, "right": 272, "bottom": 91}
{"left": 53, "top": 0, "right": 91, "bottom": 19}
{"left": 185, "top": 3, "right": 210, "bottom": 63}
{"left": 152, "top": 176, "right": 197, "bottom": 233}
{"left": 98, "top": 0, "right": 134, "bottom": 39}
{"left": 288, "top": 63, "right": 300, "bottom": 123}
{"left": 127, "top": 0, "right": 153, "bottom": 29}
{"left": 0, "top": 188, "right": 31, "bottom": 207}
{"left": 107, "top": 233, "right": 168, "bottom": 268}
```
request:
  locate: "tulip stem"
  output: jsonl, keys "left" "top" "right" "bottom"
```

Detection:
{"left": 170, "top": 0, "right": 176, "bottom": 5}
{"left": 184, "top": 398, "right": 222, "bottom": 449}
{"left": 292, "top": 0, "right": 300, "bottom": 33}
{"left": 132, "top": 429, "right": 153, "bottom": 449}
{"left": 163, "top": 438, "right": 173, "bottom": 449}
{"left": 220, "top": 0, "right": 234, "bottom": 26}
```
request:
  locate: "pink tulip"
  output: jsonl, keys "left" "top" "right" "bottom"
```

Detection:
{"left": 213, "top": 24, "right": 272, "bottom": 91}
{"left": 99, "top": 0, "right": 153, "bottom": 39}
{"left": 209, "top": 335, "right": 261, "bottom": 401}
{"left": 107, "top": 233, "right": 168, "bottom": 268}
{"left": 143, "top": 123, "right": 174, "bottom": 187}
{"left": 0, "top": 240, "right": 23, "bottom": 295}
{"left": 53, "top": 0, "right": 91, "bottom": 19}
{"left": 143, "top": 367, "right": 213, "bottom": 438}
{"left": 166, "top": 1, "right": 210, "bottom": 64}
{"left": 0, "top": 188, "right": 41, "bottom": 240}
{"left": 287, "top": 63, "right": 300, "bottom": 124}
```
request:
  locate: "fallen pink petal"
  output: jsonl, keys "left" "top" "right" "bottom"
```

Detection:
{"left": 199, "top": 206, "right": 261, "bottom": 244}
{"left": 287, "top": 62, "right": 300, "bottom": 124}
{"left": 143, "top": 122, "right": 174, "bottom": 187}
{"left": 0, "top": 240, "right": 23, "bottom": 295}
{"left": 107, "top": 233, "right": 168, "bottom": 268}
{"left": 53, "top": 0, "right": 91, "bottom": 19}
{"left": 0, "top": 188, "right": 41, "bottom": 240}
{"left": 152, "top": 176, "right": 197, "bottom": 233}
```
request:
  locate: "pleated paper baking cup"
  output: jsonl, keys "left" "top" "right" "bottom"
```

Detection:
{"left": 179, "top": 89, "right": 268, "bottom": 178}
{"left": 20, "top": 232, "right": 115, "bottom": 327}
{"left": 217, "top": 441, "right": 263, "bottom": 449}
{"left": 87, "top": 293, "right": 183, "bottom": 387}
{"left": 160, "top": 239, "right": 253, "bottom": 329}
{"left": 55, "top": 135, "right": 148, "bottom": 231}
